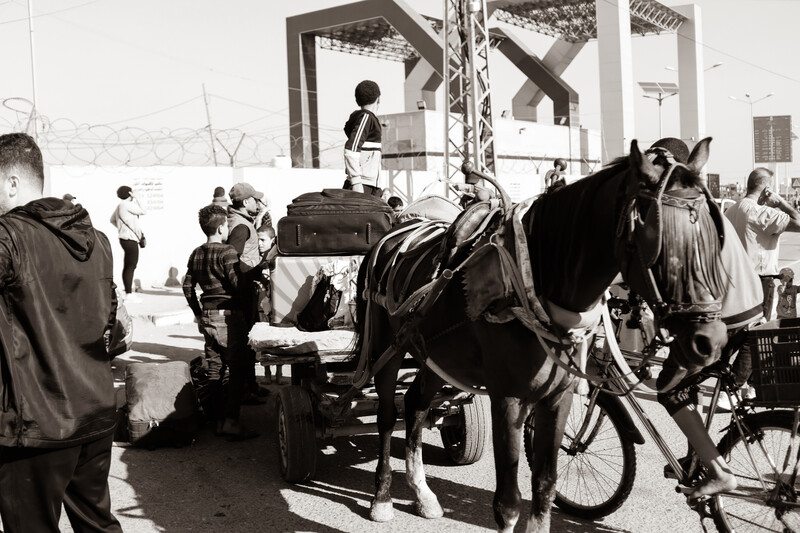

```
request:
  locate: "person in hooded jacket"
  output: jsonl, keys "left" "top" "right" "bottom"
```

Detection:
{"left": 0, "top": 133, "right": 121, "bottom": 533}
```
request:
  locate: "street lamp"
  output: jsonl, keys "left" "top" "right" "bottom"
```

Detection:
{"left": 729, "top": 92, "right": 774, "bottom": 168}
{"left": 638, "top": 82, "right": 679, "bottom": 139}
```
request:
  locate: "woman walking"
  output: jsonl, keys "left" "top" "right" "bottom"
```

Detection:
{"left": 110, "top": 185, "right": 146, "bottom": 302}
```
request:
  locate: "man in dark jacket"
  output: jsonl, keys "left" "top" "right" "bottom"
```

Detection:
{"left": 0, "top": 133, "right": 121, "bottom": 532}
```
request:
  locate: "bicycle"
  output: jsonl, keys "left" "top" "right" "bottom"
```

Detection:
{"left": 524, "top": 293, "right": 800, "bottom": 532}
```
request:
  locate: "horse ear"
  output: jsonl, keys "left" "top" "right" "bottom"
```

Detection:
{"left": 630, "top": 139, "right": 661, "bottom": 186}
{"left": 687, "top": 137, "right": 712, "bottom": 173}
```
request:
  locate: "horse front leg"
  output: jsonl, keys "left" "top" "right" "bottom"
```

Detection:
{"left": 526, "top": 389, "right": 572, "bottom": 533}
{"left": 369, "top": 352, "right": 404, "bottom": 522}
{"left": 404, "top": 367, "right": 445, "bottom": 519}
{"left": 490, "top": 395, "right": 528, "bottom": 533}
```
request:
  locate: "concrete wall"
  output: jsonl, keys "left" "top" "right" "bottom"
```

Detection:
{"left": 49, "top": 166, "right": 350, "bottom": 291}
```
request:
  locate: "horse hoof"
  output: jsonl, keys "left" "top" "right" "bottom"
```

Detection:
{"left": 414, "top": 497, "right": 444, "bottom": 519}
{"left": 370, "top": 501, "right": 394, "bottom": 522}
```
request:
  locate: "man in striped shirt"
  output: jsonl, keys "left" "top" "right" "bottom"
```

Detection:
{"left": 183, "top": 205, "right": 258, "bottom": 441}
{"left": 343, "top": 80, "right": 383, "bottom": 196}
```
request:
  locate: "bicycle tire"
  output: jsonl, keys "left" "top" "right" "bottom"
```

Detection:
{"left": 523, "top": 391, "right": 637, "bottom": 519}
{"left": 712, "top": 410, "right": 800, "bottom": 533}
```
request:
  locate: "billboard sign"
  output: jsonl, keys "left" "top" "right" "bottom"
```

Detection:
{"left": 754, "top": 115, "right": 792, "bottom": 163}
{"left": 707, "top": 173, "right": 720, "bottom": 198}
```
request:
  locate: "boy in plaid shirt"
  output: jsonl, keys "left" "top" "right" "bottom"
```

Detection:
{"left": 183, "top": 205, "right": 258, "bottom": 440}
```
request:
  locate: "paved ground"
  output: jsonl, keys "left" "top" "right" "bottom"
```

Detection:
{"left": 43, "top": 231, "right": 800, "bottom": 533}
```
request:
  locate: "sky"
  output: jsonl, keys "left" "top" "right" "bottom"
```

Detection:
{"left": 1, "top": 0, "right": 800, "bottom": 187}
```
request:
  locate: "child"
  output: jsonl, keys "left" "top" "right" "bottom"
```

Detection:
{"left": 387, "top": 196, "right": 404, "bottom": 224}
{"left": 777, "top": 267, "right": 799, "bottom": 319}
{"left": 183, "top": 205, "right": 258, "bottom": 441}
{"left": 255, "top": 224, "right": 277, "bottom": 323}
{"left": 343, "top": 80, "right": 383, "bottom": 196}
{"left": 255, "top": 224, "right": 279, "bottom": 383}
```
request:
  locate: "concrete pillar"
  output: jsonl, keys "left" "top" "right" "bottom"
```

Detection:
{"left": 596, "top": 0, "right": 635, "bottom": 162}
{"left": 673, "top": 4, "right": 706, "bottom": 146}
{"left": 287, "top": 32, "right": 319, "bottom": 168}
{"left": 404, "top": 57, "right": 438, "bottom": 112}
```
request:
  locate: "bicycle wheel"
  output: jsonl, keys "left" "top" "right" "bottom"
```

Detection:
{"left": 712, "top": 410, "right": 800, "bottom": 533}
{"left": 523, "top": 391, "right": 637, "bottom": 519}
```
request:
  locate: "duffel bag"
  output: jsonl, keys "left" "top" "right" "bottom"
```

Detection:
{"left": 125, "top": 361, "right": 199, "bottom": 449}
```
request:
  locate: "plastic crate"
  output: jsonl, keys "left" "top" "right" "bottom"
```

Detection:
{"left": 747, "top": 317, "right": 800, "bottom": 406}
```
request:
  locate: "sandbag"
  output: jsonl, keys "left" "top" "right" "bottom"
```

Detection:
{"left": 125, "top": 361, "right": 199, "bottom": 448}
{"left": 277, "top": 189, "right": 393, "bottom": 255}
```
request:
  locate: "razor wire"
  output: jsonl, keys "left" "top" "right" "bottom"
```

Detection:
{"left": 0, "top": 97, "right": 347, "bottom": 168}
{"left": 0, "top": 97, "right": 598, "bottom": 174}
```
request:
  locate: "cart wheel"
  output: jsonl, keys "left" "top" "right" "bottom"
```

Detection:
{"left": 439, "top": 394, "right": 489, "bottom": 465}
{"left": 275, "top": 386, "right": 317, "bottom": 483}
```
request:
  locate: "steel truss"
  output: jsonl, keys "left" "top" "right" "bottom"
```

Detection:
{"left": 444, "top": 0, "right": 496, "bottom": 182}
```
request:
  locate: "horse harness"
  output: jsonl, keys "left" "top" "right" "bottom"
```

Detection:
{"left": 360, "top": 157, "right": 725, "bottom": 393}
{"left": 615, "top": 154, "right": 726, "bottom": 341}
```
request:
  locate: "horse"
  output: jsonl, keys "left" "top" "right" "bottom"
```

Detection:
{"left": 353, "top": 138, "right": 728, "bottom": 532}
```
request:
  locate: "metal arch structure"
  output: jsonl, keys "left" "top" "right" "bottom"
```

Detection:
{"left": 286, "top": 0, "right": 443, "bottom": 169}
{"left": 287, "top": 0, "right": 706, "bottom": 168}
{"left": 286, "top": 0, "right": 579, "bottom": 172}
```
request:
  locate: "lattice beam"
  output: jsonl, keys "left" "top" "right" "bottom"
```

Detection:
{"left": 316, "top": 17, "right": 443, "bottom": 62}
{"left": 492, "top": 0, "right": 686, "bottom": 43}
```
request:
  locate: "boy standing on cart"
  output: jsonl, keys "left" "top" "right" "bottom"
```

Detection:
{"left": 343, "top": 80, "right": 383, "bottom": 196}
{"left": 183, "top": 205, "right": 258, "bottom": 441}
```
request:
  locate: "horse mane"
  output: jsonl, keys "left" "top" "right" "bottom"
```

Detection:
{"left": 527, "top": 158, "right": 630, "bottom": 305}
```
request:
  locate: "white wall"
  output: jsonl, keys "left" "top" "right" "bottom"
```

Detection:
{"left": 48, "top": 166, "right": 348, "bottom": 290}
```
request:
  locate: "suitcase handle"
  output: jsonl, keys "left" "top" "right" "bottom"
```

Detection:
{"left": 295, "top": 225, "right": 301, "bottom": 247}
{"left": 366, "top": 223, "right": 371, "bottom": 244}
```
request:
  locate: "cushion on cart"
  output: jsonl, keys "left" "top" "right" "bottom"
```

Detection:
{"left": 248, "top": 323, "right": 355, "bottom": 355}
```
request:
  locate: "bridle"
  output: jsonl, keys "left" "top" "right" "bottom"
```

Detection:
{"left": 616, "top": 150, "right": 725, "bottom": 342}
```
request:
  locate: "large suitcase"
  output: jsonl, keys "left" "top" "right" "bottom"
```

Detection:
{"left": 277, "top": 189, "right": 393, "bottom": 256}
{"left": 125, "top": 361, "right": 199, "bottom": 448}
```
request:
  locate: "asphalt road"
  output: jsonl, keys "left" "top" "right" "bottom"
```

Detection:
{"left": 51, "top": 318, "right": 725, "bottom": 533}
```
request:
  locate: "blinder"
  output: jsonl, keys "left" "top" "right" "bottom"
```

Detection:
{"left": 616, "top": 152, "right": 726, "bottom": 334}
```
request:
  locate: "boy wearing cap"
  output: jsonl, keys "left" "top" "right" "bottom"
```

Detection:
{"left": 343, "top": 80, "right": 383, "bottom": 196}
{"left": 227, "top": 182, "right": 271, "bottom": 402}
{"left": 227, "top": 182, "right": 270, "bottom": 272}
{"left": 777, "top": 267, "right": 798, "bottom": 319}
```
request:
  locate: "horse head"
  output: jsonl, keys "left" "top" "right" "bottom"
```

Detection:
{"left": 617, "top": 138, "right": 728, "bottom": 372}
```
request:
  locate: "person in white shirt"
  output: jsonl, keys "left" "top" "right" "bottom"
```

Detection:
{"left": 725, "top": 167, "right": 800, "bottom": 320}
{"left": 109, "top": 185, "right": 146, "bottom": 302}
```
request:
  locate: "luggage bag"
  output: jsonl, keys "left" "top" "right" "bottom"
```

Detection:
{"left": 125, "top": 361, "right": 199, "bottom": 448}
{"left": 277, "top": 189, "right": 393, "bottom": 256}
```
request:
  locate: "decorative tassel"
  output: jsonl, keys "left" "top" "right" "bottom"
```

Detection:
{"left": 659, "top": 200, "right": 723, "bottom": 303}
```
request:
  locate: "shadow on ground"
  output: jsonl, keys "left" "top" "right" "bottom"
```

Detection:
{"left": 112, "top": 397, "right": 628, "bottom": 533}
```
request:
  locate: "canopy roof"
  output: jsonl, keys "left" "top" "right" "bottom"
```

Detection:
{"left": 312, "top": 0, "right": 685, "bottom": 61}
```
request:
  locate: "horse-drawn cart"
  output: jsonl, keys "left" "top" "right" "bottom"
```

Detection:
{"left": 250, "top": 255, "right": 489, "bottom": 483}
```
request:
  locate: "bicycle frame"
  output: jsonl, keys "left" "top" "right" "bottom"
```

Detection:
{"left": 599, "top": 304, "right": 800, "bottom": 522}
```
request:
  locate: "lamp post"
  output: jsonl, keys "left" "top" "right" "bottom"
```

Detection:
{"left": 638, "top": 82, "right": 679, "bottom": 139}
{"left": 729, "top": 92, "right": 774, "bottom": 169}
